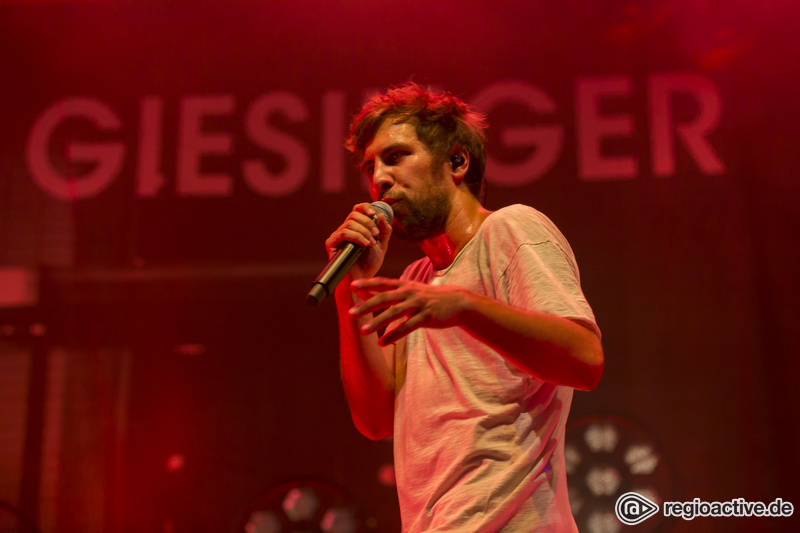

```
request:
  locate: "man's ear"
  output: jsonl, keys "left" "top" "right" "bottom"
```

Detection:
{"left": 448, "top": 149, "right": 469, "bottom": 183}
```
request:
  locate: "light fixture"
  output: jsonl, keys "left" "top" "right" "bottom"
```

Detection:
{"left": 566, "top": 414, "right": 676, "bottom": 533}
{"left": 236, "top": 479, "right": 375, "bottom": 533}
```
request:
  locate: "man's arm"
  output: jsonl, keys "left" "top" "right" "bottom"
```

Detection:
{"left": 335, "top": 277, "right": 396, "bottom": 440}
{"left": 458, "top": 291, "right": 603, "bottom": 390}
{"left": 350, "top": 279, "right": 603, "bottom": 391}
{"left": 325, "top": 203, "right": 396, "bottom": 440}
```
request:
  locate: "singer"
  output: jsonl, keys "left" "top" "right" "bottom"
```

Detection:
{"left": 325, "top": 82, "right": 603, "bottom": 532}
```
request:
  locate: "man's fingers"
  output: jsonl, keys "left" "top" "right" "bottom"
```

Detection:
{"left": 341, "top": 228, "right": 376, "bottom": 247}
{"left": 361, "top": 302, "right": 416, "bottom": 335}
{"left": 326, "top": 216, "right": 380, "bottom": 254}
{"left": 375, "top": 212, "right": 393, "bottom": 236}
{"left": 378, "top": 313, "right": 425, "bottom": 346}
{"left": 353, "top": 202, "right": 376, "bottom": 217}
{"left": 348, "top": 289, "right": 406, "bottom": 319}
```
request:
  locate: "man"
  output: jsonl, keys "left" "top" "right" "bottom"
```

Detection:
{"left": 326, "top": 82, "right": 603, "bottom": 532}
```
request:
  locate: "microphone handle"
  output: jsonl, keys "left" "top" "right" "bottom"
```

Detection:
{"left": 306, "top": 241, "right": 365, "bottom": 306}
{"left": 306, "top": 201, "right": 392, "bottom": 307}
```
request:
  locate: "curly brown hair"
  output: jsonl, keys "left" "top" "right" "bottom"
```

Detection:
{"left": 345, "top": 82, "right": 488, "bottom": 199}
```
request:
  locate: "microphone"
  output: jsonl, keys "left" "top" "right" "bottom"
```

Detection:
{"left": 306, "top": 201, "right": 394, "bottom": 306}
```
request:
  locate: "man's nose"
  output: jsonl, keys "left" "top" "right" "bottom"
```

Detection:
{"left": 372, "top": 162, "right": 394, "bottom": 195}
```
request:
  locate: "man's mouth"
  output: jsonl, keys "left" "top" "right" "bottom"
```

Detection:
{"left": 380, "top": 197, "right": 404, "bottom": 215}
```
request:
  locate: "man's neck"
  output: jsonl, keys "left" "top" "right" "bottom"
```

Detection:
{"left": 419, "top": 196, "right": 491, "bottom": 270}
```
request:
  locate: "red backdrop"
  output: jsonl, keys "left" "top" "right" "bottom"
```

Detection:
{"left": 0, "top": 1, "right": 798, "bottom": 532}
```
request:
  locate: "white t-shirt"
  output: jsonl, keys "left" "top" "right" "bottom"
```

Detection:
{"left": 392, "top": 204, "right": 599, "bottom": 532}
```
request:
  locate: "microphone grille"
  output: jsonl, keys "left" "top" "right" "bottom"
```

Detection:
{"left": 371, "top": 201, "right": 394, "bottom": 225}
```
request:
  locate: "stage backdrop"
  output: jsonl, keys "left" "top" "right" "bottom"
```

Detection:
{"left": 0, "top": 1, "right": 798, "bottom": 533}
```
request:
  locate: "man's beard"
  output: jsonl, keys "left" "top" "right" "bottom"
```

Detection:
{"left": 391, "top": 180, "right": 451, "bottom": 241}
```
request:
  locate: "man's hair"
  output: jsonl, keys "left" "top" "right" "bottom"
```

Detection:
{"left": 345, "top": 82, "right": 488, "bottom": 199}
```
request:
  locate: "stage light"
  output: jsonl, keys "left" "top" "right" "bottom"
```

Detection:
{"left": 624, "top": 443, "right": 659, "bottom": 475}
{"left": 320, "top": 507, "right": 357, "bottom": 533}
{"left": 282, "top": 488, "right": 319, "bottom": 522}
{"left": 377, "top": 464, "right": 395, "bottom": 487}
{"left": 585, "top": 465, "right": 622, "bottom": 496}
{"left": 569, "top": 486, "right": 585, "bottom": 515}
{"left": 235, "top": 479, "right": 374, "bottom": 533}
{"left": 584, "top": 421, "right": 619, "bottom": 453}
{"left": 585, "top": 509, "right": 621, "bottom": 533}
{"left": 165, "top": 454, "right": 185, "bottom": 473}
{"left": 564, "top": 443, "right": 581, "bottom": 475}
{"left": 566, "top": 415, "right": 676, "bottom": 533}
{"left": 244, "top": 511, "right": 281, "bottom": 533}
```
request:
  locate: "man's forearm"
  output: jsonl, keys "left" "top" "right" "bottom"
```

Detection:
{"left": 459, "top": 291, "right": 604, "bottom": 390}
{"left": 335, "top": 279, "right": 396, "bottom": 440}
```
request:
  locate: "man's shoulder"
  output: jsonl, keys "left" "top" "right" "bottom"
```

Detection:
{"left": 482, "top": 204, "right": 564, "bottom": 244}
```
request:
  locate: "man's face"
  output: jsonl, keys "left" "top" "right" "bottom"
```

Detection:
{"left": 360, "top": 121, "right": 451, "bottom": 241}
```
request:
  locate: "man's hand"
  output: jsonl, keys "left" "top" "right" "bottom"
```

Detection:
{"left": 325, "top": 203, "right": 392, "bottom": 280}
{"left": 349, "top": 277, "right": 470, "bottom": 346}
{"left": 349, "top": 276, "right": 604, "bottom": 390}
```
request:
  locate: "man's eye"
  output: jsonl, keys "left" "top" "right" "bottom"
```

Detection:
{"left": 385, "top": 152, "right": 404, "bottom": 165}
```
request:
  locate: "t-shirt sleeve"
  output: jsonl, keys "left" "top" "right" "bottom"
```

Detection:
{"left": 497, "top": 212, "right": 600, "bottom": 338}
